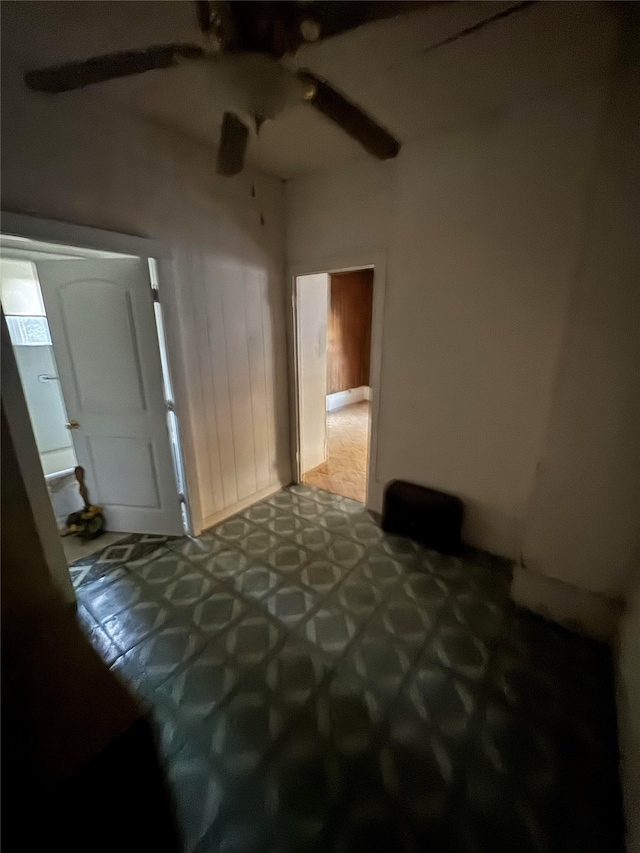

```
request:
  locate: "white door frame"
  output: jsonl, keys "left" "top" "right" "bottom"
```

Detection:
{"left": 1, "top": 310, "right": 77, "bottom": 603}
{"left": 287, "top": 252, "right": 387, "bottom": 510}
{"left": 1, "top": 211, "right": 196, "bottom": 543}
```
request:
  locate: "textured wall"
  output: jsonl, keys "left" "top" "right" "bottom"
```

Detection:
{"left": 287, "top": 89, "right": 610, "bottom": 555}
{"left": 286, "top": 4, "right": 620, "bottom": 557}
{"left": 522, "top": 19, "right": 640, "bottom": 597}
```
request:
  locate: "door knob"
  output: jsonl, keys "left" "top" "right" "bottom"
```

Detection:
{"left": 66, "top": 420, "right": 80, "bottom": 430}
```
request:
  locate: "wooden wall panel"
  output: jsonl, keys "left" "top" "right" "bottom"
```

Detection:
{"left": 190, "top": 254, "right": 288, "bottom": 523}
{"left": 327, "top": 270, "right": 374, "bottom": 394}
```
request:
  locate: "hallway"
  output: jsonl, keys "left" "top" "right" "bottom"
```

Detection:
{"left": 303, "top": 401, "right": 370, "bottom": 503}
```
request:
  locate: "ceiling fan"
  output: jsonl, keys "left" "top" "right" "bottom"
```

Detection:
{"left": 24, "top": 1, "right": 536, "bottom": 176}
{"left": 24, "top": 1, "right": 420, "bottom": 175}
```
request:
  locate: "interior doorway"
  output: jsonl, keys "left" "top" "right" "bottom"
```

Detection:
{"left": 1, "top": 233, "right": 188, "bottom": 567}
{"left": 294, "top": 268, "right": 374, "bottom": 503}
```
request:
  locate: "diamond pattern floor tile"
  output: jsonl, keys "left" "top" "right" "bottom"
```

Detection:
{"left": 199, "top": 685, "right": 287, "bottom": 772}
{"left": 351, "top": 552, "right": 405, "bottom": 592}
{"left": 111, "top": 622, "right": 207, "bottom": 694}
{"left": 265, "top": 543, "right": 308, "bottom": 575}
{"left": 316, "top": 508, "right": 357, "bottom": 536}
{"left": 254, "top": 509, "right": 308, "bottom": 541}
{"left": 76, "top": 485, "right": 622, "bottom": 853}
{"left": 71, "top": 561, "right": 128, "bottom": 594}
{"left": 159, "top": 641, "right": 240, "bottom": 728}
{"left": 192, "top": 770, "right": 271, "bottom": 853}
{"left": 192, "top": 589, "right": 248, "bottom": 637}
{"left": 161, "top": 570, "right": 216, "bottom": 610}
{"left": 145, "top": 687, "right": 192, "bottom": 758}
{"left": 263, "top": 637, "right": 328, "bottom": 706}
{"left": 289, "top": 522, "right": 336, "bottom": 552}
{"left": 78, "top": 614, "right": 123, "bottom": 667}
{"left": 299, "top": 559, "right": 347, "bottom": 595}
{"left": 348, "top": 617, "right": 414, "bottom": 688}
{"left": 265, "top": 489, "right": 317, "bottom": 514}
{"left": 211, "top": 516, "right": 260, "bottom": 545}
{"left": 167, "top": 533, "right": 228, "bottom": 562}
{"left": 229, "top": 562, "right": 285, "bottom": 602}
{"left": 95, "top": 534, "right": 168, "bottom": 568}
{"left": 264, "top": 583, "right": 320, "bottom": 628}
{"left": 328, "top": 571, "right": 384, "bottom": 619}
{"left": 295, "top": 604, "right": 360, "bottom": 658}
{"left": 198, "top": 549, "right": 251, "bottom": 581}
{"left": 380, "top": 591, "right": 438, "bottom": 652}
{"left": 68, "top": 558, "right": 128, "bottom": 590}
{"left": 321, "top": 536, "right": 366, "bottom": 570}
{"left": 218, "top": 610, "right": 286, "bottom": 668}
{"left": 81, "top": 574, "right": 153, "bottom": 624}
{"left": 102, "top": 599, "right": 170, "bottom": 652}
{"left": 264, "top": 722, "right": 346, "bottom": 837}
{"left": 129, "top": 549, "right": 195, "bottom": 587}
{"left": 166, "top": 741, "right": 224, "bottom": 852}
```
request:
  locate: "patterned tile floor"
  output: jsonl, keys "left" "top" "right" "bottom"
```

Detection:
{"left": 303, "top": 401, "right": 370, "bottom": 502}
{"left": 62, "top": 529, "right": 128, "bottom": 565}
{"left": 72, "top": 486, "right": 623, "bottom": 853}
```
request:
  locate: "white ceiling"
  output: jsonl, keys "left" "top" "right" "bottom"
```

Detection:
{"left": 1, "top": 1, "right": 617, "bottom": 179}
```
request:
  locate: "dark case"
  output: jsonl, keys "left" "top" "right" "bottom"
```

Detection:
{"left": 381, "top": 480, "right": 464, "bottom": 554}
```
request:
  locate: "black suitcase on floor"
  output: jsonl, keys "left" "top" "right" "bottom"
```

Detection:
{"left": 382, "top": 480, "right": 464, "bottom": 554}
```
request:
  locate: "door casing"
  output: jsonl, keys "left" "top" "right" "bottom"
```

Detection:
{"left": 288, "top": 253, "right": 387, "bottom": 511}
{"left": 1, "top": 212, "right": 196, "bottom": 589}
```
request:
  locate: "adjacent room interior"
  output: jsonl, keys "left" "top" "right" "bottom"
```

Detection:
{"left": 2, "top": 2, "right": 638, "bottom": 852}
{"left": 297, "top": 267, "right": 374, "bottom": 502}
{"left": 0, "top": 234, "right": 187, "bottom": 568}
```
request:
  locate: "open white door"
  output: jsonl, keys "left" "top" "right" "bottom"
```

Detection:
{"left": 36, "top": 258, "right": 183, "bottom": 536}
{"left": 296, "top": 273, "right": 328, "bottom": 476}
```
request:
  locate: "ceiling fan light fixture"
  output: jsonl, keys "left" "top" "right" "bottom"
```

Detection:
{"left": 200, "top": 1, "right": 236, "bottom": 51}
{"left": 302, "top": 80, "right": 318, "bottom": 101}
{"left": 300, "top": 18, "right": 321, "bottom": 42}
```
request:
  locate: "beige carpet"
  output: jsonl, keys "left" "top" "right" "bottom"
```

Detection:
{"left": 303, "top": 401, "right": 370, "bottom": 502}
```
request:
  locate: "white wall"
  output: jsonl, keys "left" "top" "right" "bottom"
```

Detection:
{"left": 13, "top": 346, "right": 74, "bottom": 466}
{"left": 619, "top": 578, "right": 640, "bottom": 853}
{"left": 296, "top": 274, "right": 328, "bottom": 474}
{"left": 288, "top": 157, "right": 394, "bottom": 266}
{"left": 287, "top": 10, "right": 617, "bottom": 557}
{"left": 1, "top": 6, "right": 291, "bottom": 533}
{"left": 522, "top": 21, "right": 640, "bottom": 598}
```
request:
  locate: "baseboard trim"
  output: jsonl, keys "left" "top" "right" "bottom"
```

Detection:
{"left": 511, "top": 563, "right": 624, "bottom": 642}
{"left": 326, "top": 386, "right": 371, "bottom": 412}
{"left": 199, "top": 481, "right": 285, "bottom": 534}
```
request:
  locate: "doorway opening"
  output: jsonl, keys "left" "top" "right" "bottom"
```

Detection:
{"left": 294, "top": 268, "right": 374, "bottom": 503}
{"left": 1, "top": 233, "right": 189, "bottom": 571}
